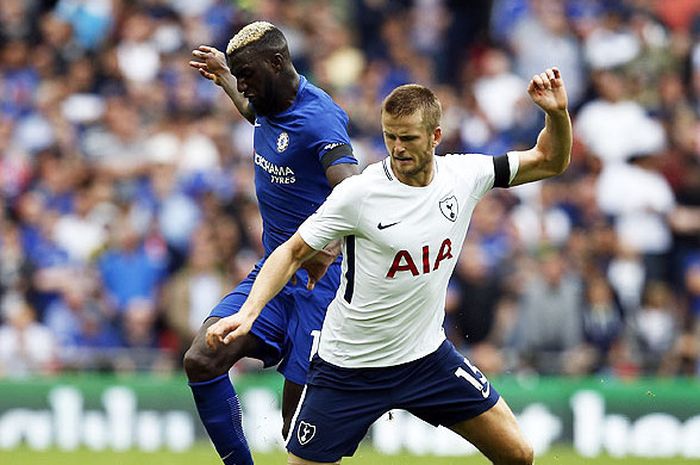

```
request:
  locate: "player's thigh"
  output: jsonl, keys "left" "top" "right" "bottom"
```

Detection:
{"left": 449, "top": 397, "right": 533, "bottom": 465}
{"left": 287, "top": 384, "right": 385, "bottom": 463}
{"left": 208, "top": 265, "right": 291, "bottom": 366}
{"left": 400, "top": 342, "right": 531, "bottom": 463}
{"left": 184, "top": 316, "right": 265, "bottom": 381}
{"left": 184, "top": 264, "right": 291, "bottom": 379}
{"left": 401, "top": 341, "right": 499, "bottom": 427}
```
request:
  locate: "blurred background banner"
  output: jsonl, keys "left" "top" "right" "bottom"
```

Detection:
{"left": 2, "top": 373, "right": 700, "bottom": 459}
{"left": 3, "top": 0, "right": 700, "bottom": 461}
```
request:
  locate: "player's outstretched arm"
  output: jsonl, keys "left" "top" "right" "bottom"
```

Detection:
{"left": 297, "top": 162, "right": 360, "bottom": 290}
{"left": 206, "top": 233, "right": 317, "bottom": 349}
{"left": 509, "top": 67, "right": 572, "bottom": 186}
{"left": 299, "top": 239, "right": 341, "bottom": 291}
{"left": 189, "top": 45, "right": 256, "bottom": 124}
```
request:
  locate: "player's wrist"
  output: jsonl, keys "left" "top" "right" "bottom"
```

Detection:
{"left": 545, "top": 108, "right": 569, "bottom": 120}
{"left": 238, "top": 304, "right": 261, "bottom": 322}
{"left": 215, "top": 70, "right": 233, "bottom": 87}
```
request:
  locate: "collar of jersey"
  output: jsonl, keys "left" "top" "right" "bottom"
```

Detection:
{"left": 385, "top": 157, "right": 440, "bottom": 190}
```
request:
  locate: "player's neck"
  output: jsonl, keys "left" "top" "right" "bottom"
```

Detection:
{"left": 273, "top": 71, "right": 300, "bottom": 114}
{"left": 392, "top": 161, "right": 435, "bottom": 187}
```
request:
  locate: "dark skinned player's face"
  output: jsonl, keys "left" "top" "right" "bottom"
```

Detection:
{"left": 229, "top": 49, "right": 279, "bottom": 116}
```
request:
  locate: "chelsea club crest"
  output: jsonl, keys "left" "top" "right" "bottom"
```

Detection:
{"left": 277, "top": 131, "right": 289, "bottom": 153}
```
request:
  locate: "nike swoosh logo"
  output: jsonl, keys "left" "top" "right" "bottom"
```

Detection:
{"left": 377, "top": 221, "right": 400, "bottom": 230}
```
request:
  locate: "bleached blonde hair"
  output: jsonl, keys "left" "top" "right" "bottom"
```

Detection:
{"left": 226, "top": 21, "right": 276, "bottom": 56}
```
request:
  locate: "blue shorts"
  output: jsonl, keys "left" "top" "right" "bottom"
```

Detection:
{"left": 286, "top": 339, "right": 500, "bottom": 462}
{"left": 209, "top": 258, "right": 340, "bottom": 385}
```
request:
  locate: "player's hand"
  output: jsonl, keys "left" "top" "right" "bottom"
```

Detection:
{"left": 528, "top": 67, "right": 568, "bottom": 114}
{"left": 300, "top": 241, "right": 341, "bottom": 291}
{"left": 206, "top": 313, "right": 255, "bottom": 349}
{"left": 189, "top": 45, "right": 229, "bottom": 86}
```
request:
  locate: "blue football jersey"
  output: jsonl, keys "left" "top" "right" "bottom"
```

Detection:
{"left": 252, "top": 76, "right": 356, "bottom": 255}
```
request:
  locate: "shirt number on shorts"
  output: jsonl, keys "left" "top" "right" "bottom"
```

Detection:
{"left": 454, "top": 358, "right": 491, "bottom": 398}
{"left": 309, "top": 330, "right": 321, "bottom": 361}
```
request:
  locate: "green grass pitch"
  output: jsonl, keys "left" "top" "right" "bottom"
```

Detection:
{"left": 1, "top": 445, "right": 698, "bottom": 465}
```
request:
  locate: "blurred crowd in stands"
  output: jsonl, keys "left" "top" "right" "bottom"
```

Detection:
{"left": 1, "top": 0, "right": 700, "bottom": 379}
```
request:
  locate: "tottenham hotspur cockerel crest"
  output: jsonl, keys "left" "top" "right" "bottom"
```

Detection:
{"left": 439, "top": 195, "right": 458, "bottom": 222}
{"left": 297, "top": 421, "right": 316, "bottom": 445}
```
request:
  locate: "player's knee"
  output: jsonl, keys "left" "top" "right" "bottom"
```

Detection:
{"left": 499, "top": 440, "right": 534, "bottom": 465}
{"left": 183, "top": 344, "right": 222, "bottom": 382}
{"left": 183, "top": 345, "right": 207, "bottom": 381}
{"left": 184, "top": 333, "right": 251, "bottom": 382}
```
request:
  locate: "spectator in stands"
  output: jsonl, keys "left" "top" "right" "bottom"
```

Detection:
{"left": 669, "top": 162, "right": 700, "bottom": 290}
{"left": 0, "top": 219, "right": 29, "bottom": 301}
{"left": 162, "top": 225, "right": 228, "bottom": 355}
{"left": 98, "top": 217, "right": 166, "bottom": 314}
{"left": 581, "top": 275, "right": 624, "bottom": 373}
{"left": 515, "top": 247, "right": 586, "bottom": 374}
{"left": 506, "top": 0, "right": 586, "bottom": 107}
{"left": 576, "top": 69, "right": 666, "bottom": 168}
{"left": 43, "top": 278, "right": 120, "bottom": 368}
{"left": 0, "top": 297, "right": 57, "bottom": 377}
{"left": 683, "top": 254, "right": 700, "bottom": 325}
{"left": 114, "top": 297, "right": 175, "bottom": 374}
{"left": 52, "top": 180, "right": 108, "bottom": 263}
{"left": 635, "top": 281, "right": 680, "bottom": 373}
{"left": 597, "top": 153, "right": 676, "bottom": 282}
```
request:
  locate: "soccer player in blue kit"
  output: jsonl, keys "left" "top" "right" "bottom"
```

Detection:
{"left": 207, "top": 67, "right": 572, "bottom": 465}
{"left": 185, "top": 22, "right": 358, "bottom": 465}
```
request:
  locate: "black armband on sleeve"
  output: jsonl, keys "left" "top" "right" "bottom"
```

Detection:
{"left": 493, "top": 154, "right": 510, "bottom": 188}
{"left": 320, "top": 144, "right": 354, "bottom": 171}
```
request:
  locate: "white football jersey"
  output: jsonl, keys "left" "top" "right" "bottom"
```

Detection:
{"left": 298, "top": 153, "right": 517, "bottom": 368}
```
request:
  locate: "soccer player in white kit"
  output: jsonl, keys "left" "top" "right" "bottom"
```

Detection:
{"left": 207, "top": 67, "right": 571, "bottom": 465}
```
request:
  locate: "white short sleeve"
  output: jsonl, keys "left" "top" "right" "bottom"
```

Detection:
{"left": 298, "top": 176, "right": 364, "bottom": 250}
{"left": 442, "top": 153, "right": 495, "bottom": 199}
{"left": 507, "top": 151, "right": 520, "bottom": 184}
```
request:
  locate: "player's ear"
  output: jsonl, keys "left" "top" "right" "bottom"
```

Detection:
{"left": 270, "top": 52, "right": 285, "bottom": 72}
{"left": 432, "top": 126, "right": 442, "bottom": 148}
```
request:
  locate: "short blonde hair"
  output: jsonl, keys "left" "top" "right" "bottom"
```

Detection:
{"left": 382, "top": 84, "right": 442, "bottom": 132}
{"left": 226, "top": 21, "right": 276, "bottom": 55}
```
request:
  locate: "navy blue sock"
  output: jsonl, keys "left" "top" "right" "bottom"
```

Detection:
{"left": 189, "top": 373, "right": 254, "bottom": 465}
